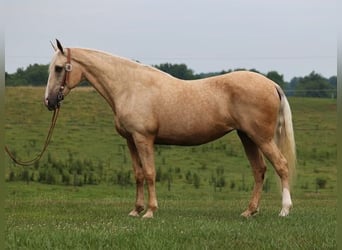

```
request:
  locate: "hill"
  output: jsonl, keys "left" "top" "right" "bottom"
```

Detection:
{"left": 4, "top": 87, "right": 337, "bottom": 194}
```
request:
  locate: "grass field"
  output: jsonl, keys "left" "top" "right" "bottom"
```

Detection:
{"left": 4, "top": 87, "right": 337, "bottom": 249}
{"left": 6, "top": 182, "right": 336, "bottom": 249}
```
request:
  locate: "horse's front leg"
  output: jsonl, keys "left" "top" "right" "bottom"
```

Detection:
{"left": 132, "top": 133, "right": 158, "bottom": 218}
{"left": 127, "top": 139, "right": 145, "bottom": 217}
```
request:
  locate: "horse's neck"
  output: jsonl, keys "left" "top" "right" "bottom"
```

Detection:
{"left": 72, "top": 48, "right": 142, "bottom": 110}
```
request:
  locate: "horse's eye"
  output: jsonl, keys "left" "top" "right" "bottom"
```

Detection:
{"left": 55, "top": 65, "right": 63, "bottom": 73}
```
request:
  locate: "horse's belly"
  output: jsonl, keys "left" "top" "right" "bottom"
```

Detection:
{"left": 154, "top": 91, "right": 234, "bottom": 145}
{"left": 155, "top": 123, "right": 233, "bottom": 146}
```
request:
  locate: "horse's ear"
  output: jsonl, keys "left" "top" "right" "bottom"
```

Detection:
{"left": 50, "top": 41, "right": 57, "bottom": 51}
{"left": 56, "top": 39, "right": 64, "bottom": 55}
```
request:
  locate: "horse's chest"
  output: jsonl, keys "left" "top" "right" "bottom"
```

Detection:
{"left": 114, "top": 115, "right": 134, "bottom": 139}
{"left": 114, "top": 118, "right": 128, "bottom": 138}
{"left": 114, "top": 110, "right": 158, "bottom": 139}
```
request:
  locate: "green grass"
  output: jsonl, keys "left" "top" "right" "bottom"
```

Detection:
{"left": 4, "top": 87, "right": 337, "bottom": 249}
{"left": 6, "top": 182, "right": 336, "bottom": 249}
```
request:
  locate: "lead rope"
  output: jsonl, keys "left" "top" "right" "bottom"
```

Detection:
{"left": 5, "top": 107, "right": 60, "bottom": 166}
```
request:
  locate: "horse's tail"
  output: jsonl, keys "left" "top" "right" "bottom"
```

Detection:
{"left": 274, "top": 85, "right": 296, "bottom": 187}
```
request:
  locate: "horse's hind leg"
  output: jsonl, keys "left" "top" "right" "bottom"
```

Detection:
{"left": 237, "top": 131, "right": 267, "bottom": 218}
{"left": 127, "top": 139, "right": 145, "bottom": 217}
{"left": 259, "top": 141, "right": 292, "bottom": 216}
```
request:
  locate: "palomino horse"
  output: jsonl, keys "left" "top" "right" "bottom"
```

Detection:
{"left": 45, "top": 40, "right": 296, "bottom": 218}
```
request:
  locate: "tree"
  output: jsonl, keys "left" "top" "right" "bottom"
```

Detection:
{"left": 328, "top": 76, "right": 337, "bottom": 89}
{"left": 154, "top": 63, "right": 196, "bottom": 80}
{"left": 5, "top": 64, "right": 49, "bottom": 86}
{"left": 266, "top": 71, "right": 285, "bottom": 89}
{"left": 5, "top": 61, "right": 337, "bottom": 99}
{"left": 25, "top": 64, "right": 49, "bottom": 86}
{"left": 287, "top": 77, "right": 301, "bottom": 96}
{"left": 295, "top": 71, "right": 333, "bottom": 98}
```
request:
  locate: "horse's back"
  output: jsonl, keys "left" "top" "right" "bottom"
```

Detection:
{"left": 152, "top": 71, "right": 280, "bottom": 145}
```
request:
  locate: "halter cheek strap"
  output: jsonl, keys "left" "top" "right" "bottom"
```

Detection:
{"left": 57, "top": 48, "right": 72, "bottom": 105}
{"left": 64, "top": 48, "right": 72, "bottom": 85}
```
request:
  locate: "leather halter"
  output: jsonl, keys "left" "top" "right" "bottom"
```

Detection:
{"left": 57, "top": 48, "right": 72, "bottom": 106}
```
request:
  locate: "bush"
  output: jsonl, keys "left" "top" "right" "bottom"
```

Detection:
{"left": 230, "top": 180, "right": 236, "bottom": 190}
{"left": 73, "top": 174, "right": 84, "bottom": 186}
{"left": 316, "top": 177, "right": 327, "bottom": 189}
{"left": 193, "top": 173, "right": 200, "bottom": 189}
{"left": 115, "top": 170, "right": 132, "bottom": 186}
{"left": 185, "top": 171, "right": 193, "bottom": 184}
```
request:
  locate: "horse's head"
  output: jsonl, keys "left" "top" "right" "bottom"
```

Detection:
{"left": 44, "top": 39, "right": 84, "bottom": 110}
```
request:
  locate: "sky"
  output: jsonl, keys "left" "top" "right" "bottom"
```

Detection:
{"left": 4, "top": 0, "right": 336, "bottom": 81}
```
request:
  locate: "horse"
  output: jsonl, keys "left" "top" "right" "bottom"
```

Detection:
{"left": 45, "top": 40, "right": 296, "bottom": 219}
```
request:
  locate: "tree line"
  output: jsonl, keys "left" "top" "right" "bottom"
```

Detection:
{"left": 5, "top": 63, "right": 336, "bottom": 98}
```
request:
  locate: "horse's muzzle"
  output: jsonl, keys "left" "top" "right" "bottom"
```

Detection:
{"left": 45, "top": 96, "right": 63, "bottom": 111}
{"left": 45, "top": 89, "right": 64, "bottom": 111}
{"left": 45, "top": 98, "right": 57, "bottom": 111}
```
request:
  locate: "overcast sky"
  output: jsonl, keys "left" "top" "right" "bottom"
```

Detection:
{"left": 4, "top": 0, "right": 336, "bottom": 81}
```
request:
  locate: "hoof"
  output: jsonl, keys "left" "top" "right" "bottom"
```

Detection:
{"left": 241, "top": 208, "right": 259, "bottom": 218}
{"left": 279, "top": 206, "right": 291, "bottom": 217}
{"left": 280, "top": 188, "right": 292, "bottom": 217}
{"left": 142, "top": 210, "right": 154, "bottom": 219}
{"left": 128, "top": 210, "right": 141, "bottom": 217}
{"left": 128, "top": 206, "right": 144, "bottom": 217}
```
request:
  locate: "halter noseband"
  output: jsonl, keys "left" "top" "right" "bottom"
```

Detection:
{"left": 57, "top": 48, "right": 72, "bottom": 107}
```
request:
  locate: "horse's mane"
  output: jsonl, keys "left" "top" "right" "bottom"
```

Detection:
{"left": 74, "top": 47, "right": 174, "bottom": 79}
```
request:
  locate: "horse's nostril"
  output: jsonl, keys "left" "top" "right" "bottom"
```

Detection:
{"left": 44, "top": 98, "right": 55, "bottom": 111}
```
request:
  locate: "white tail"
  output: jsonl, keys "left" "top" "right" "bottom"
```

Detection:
{"left": 274, "top": 85, "right": 296, "bottom": 186}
